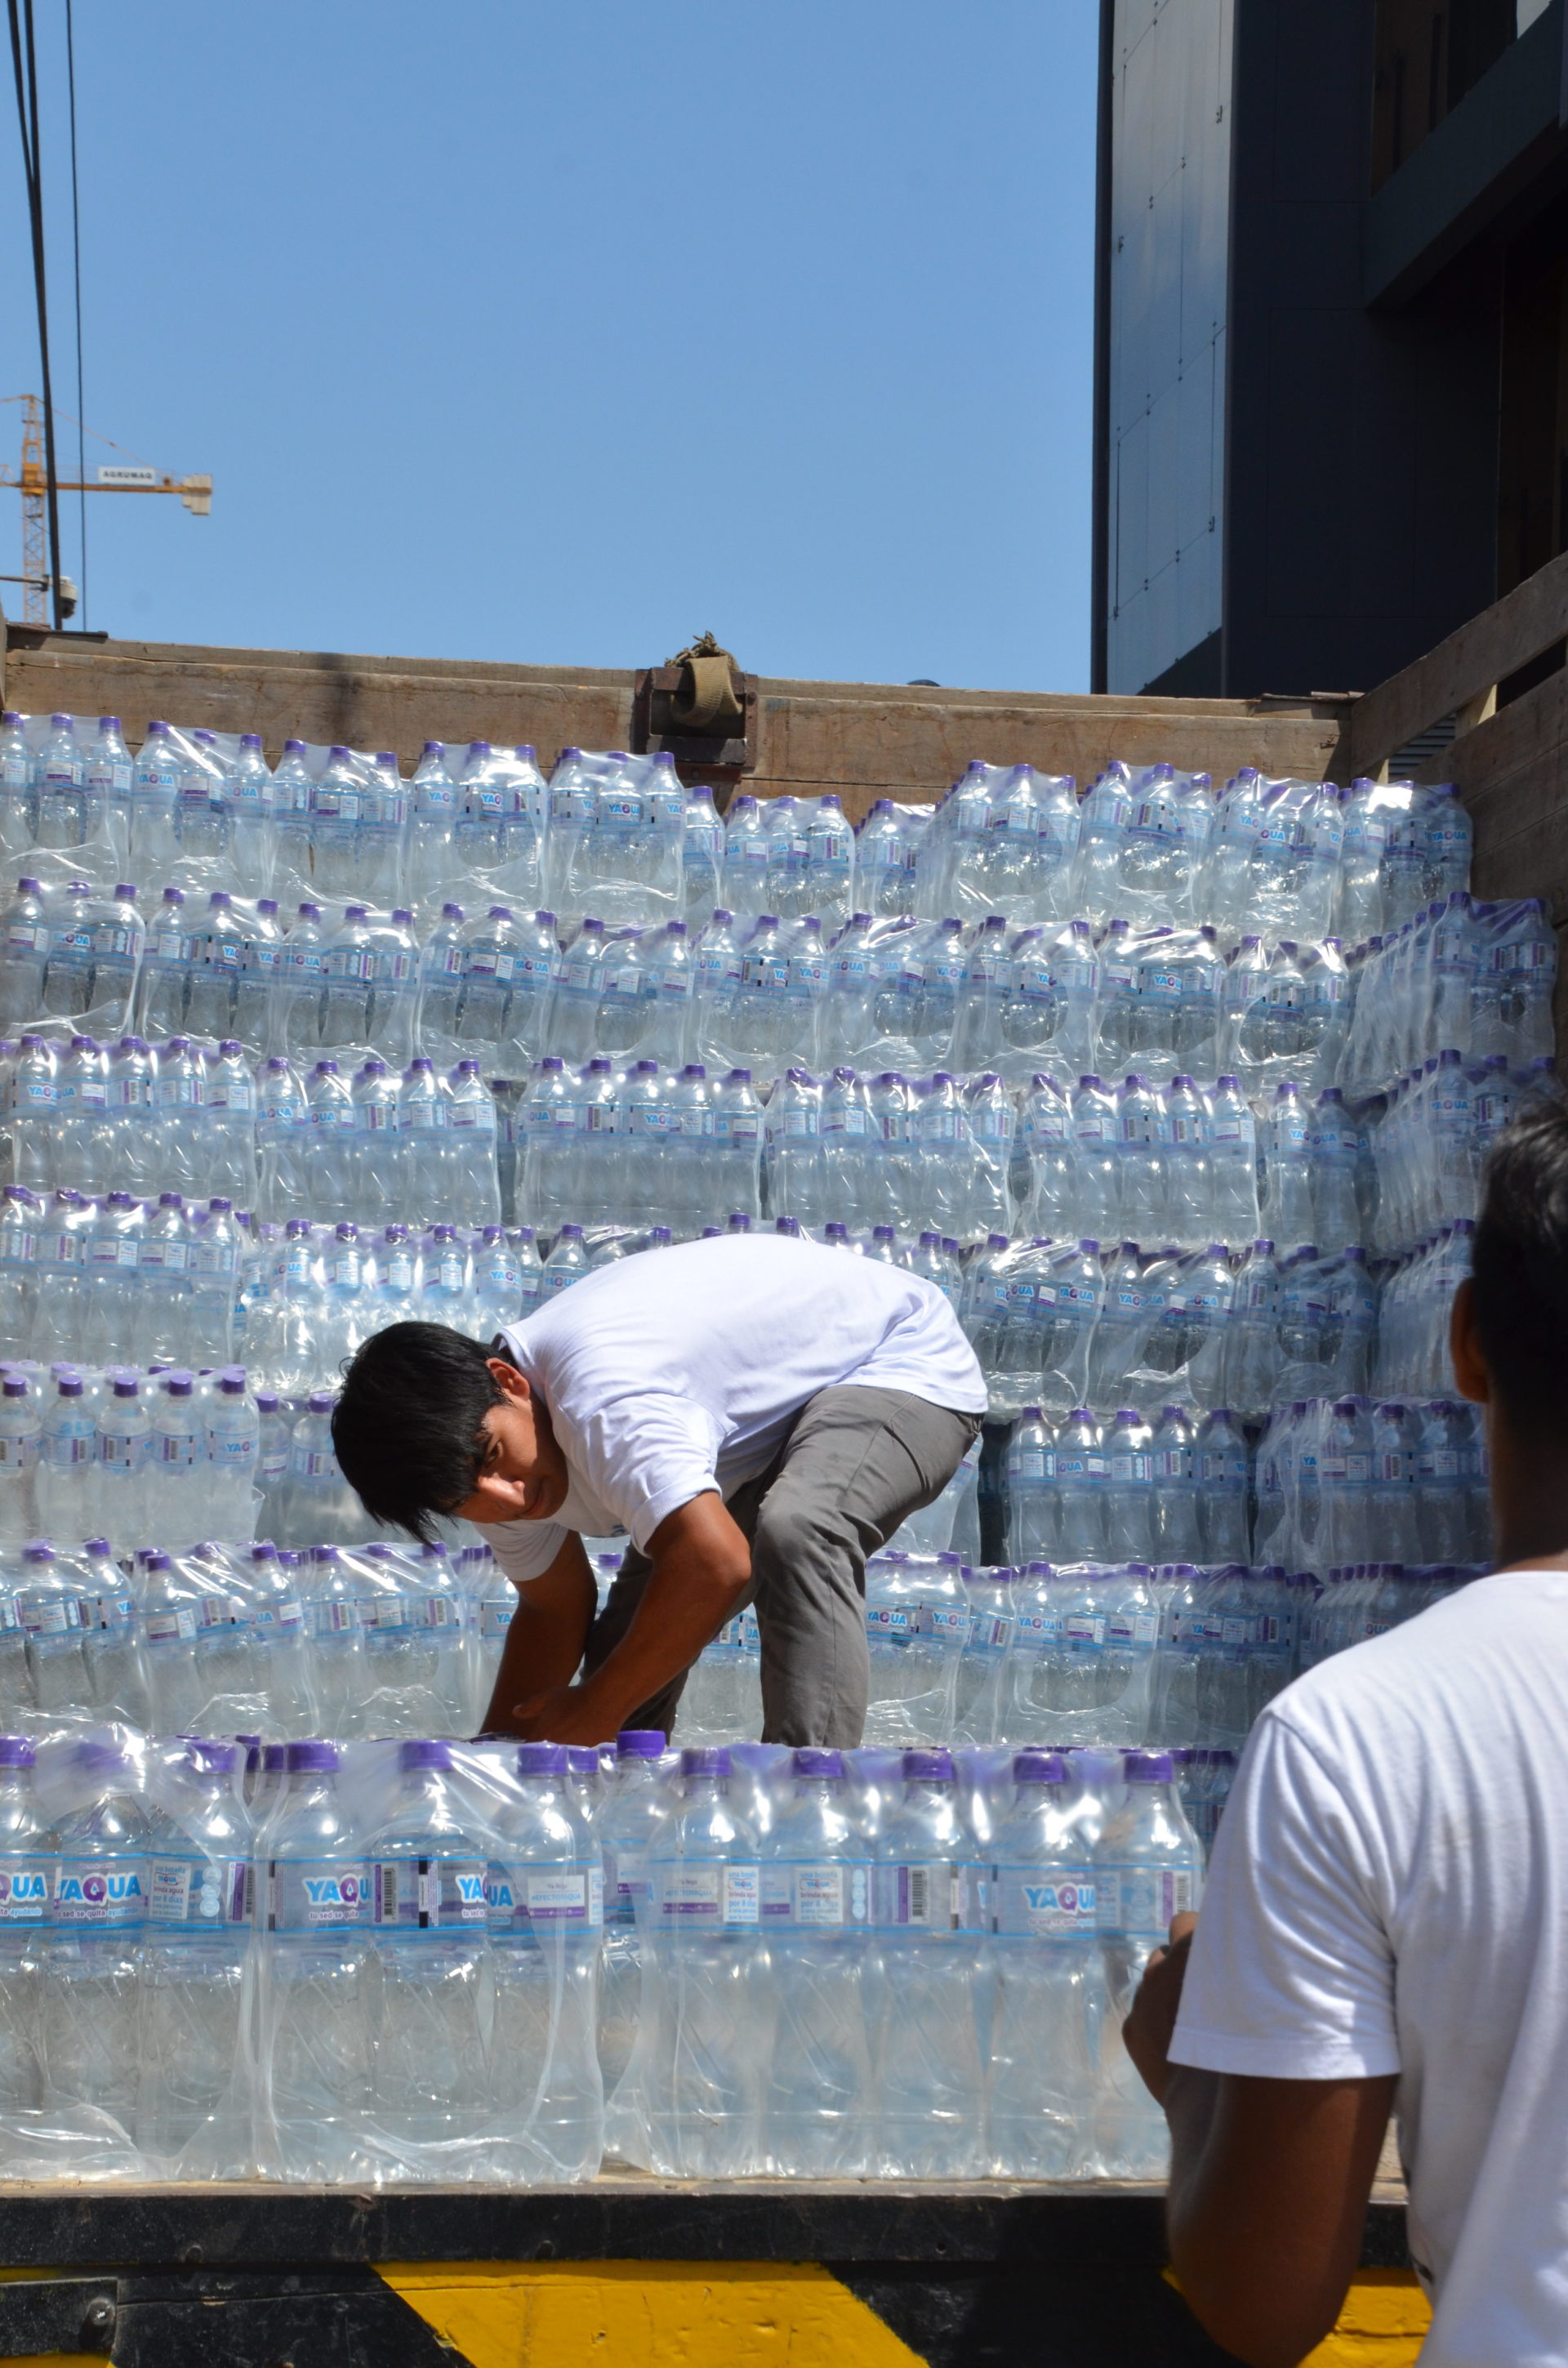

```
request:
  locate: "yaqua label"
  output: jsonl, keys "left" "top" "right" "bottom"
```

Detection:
{"left": 54, "top": 1857, "right": 145, "bottom": 1929}
{"left": 267, "top": 1858, "right": 371, "bottom": 1933}
{"left": 991, "top": 1865, "right": 1098, "bottom": 1939}
{"left": 0, "top": 1856, "right": 53, "bottom": 1923}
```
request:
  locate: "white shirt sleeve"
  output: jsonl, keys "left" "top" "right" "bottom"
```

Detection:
{"left": 556, "top": 1389, "right": 726, "bottom": 1554}
{"left": 488, "top": 1518, "right": 569, "bottom": 1587}
{"left": 1170, "top": 1706, "right": 1401, "bottom": 2081}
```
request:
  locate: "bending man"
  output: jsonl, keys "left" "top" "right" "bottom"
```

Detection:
{"left": 330, "top": 1231, "right": 985, "bottom": 1746}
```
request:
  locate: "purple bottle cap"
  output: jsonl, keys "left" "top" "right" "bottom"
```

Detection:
{"left": 616, "top": 1729, "right": 666, "bottom": 1758}
{"left": 680, "top": 1746, "right": 729, "bottom": 1777}
{"left": 902, "top": 1748, "right": 954, "bottom": 1781}
{"left": 1013, "top": 1750, "right": 1068, "bottom": 1784}
{"left": 401, "top": 1739, "right": 452, "bottom": 1772}
{"left": 516, "top": 1742, "right": 568, "bottom": 1777}
{"left": 567, "top": 1747, "right": 599, "bottom": 1776}
{"left": 73, "top": 1741, "right": 128, "bottom": 1775}
{"left": 286, "top": 1741, "right": 339, "bottom": 1773}
{"left": 0, "top": 1737, "right": 35, "bottom": 1768}
{"left": 1124, "top": 1750, "right": 1174, "bottom": 1783}
{"left": 793, "top": 1747, "right": 844, "bottom": 1778}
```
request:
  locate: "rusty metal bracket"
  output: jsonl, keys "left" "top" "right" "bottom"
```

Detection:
{"left": 631, "top": 664, "right": 759, "bottom": 806}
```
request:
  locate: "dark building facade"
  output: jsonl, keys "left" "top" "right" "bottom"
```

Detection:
{"left": 1092, "top": 0, "right": 1568, "bottom": 700}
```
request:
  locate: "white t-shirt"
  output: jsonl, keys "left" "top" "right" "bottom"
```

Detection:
{"left": 486, "top": 1233, "right": 985, "bottom": 1584}
{"left": 1170, "top": 1568, "right": 1568, "bottom": 2366}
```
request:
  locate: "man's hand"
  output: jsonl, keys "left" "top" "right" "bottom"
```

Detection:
{"left": 1123, "top": 1910, "right": 1199, "bottom": 2104}
{"left": 506, "top": 1683, "right": 617, "bottom": 1746}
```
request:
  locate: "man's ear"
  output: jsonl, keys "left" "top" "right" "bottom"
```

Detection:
{"left": 1450, "top": 1277, "right": 1490, "bottom": 1405}
{"left": 487, "top": 1359, "right": 532, "bottom": 1407}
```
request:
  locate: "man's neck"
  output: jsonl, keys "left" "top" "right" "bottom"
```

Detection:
{"left": 1492, "top": 1487, "right": 1568, "bottom": 1570}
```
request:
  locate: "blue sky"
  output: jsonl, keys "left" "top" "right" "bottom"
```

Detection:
{"left": 2, "top": 2, "right": 1096, "bottom": 692}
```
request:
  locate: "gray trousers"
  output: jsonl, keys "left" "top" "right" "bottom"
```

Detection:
{"left": 581, "top": 1384, "right": 982, "bottom": 1749}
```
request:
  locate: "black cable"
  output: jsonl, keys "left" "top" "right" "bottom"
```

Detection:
{"left": 65, "top": 0, "right": 84, "bottom": 629}
{"left": 7, "top": 0, "right": 64, "bottom": 631}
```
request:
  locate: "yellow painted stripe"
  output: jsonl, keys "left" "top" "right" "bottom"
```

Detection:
{"left": 0, "top": 2356, "right": 104, "bottom": 2367}
{"left": 380, "top": 2259, "right": 928, "bottom": 2368}
{"left": 1299, "top": 2269, "right": 1432, "bottom": 2366}
{"left": 1164, "top": 2267, "right": 1432, "bottom": 2366}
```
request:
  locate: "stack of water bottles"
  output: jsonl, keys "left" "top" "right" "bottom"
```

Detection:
{"left": 0, "top": 1725, "right": 1202, "bottom": 2185}
{"left": 0, "top": 1525, "right": 512, "bottom": 1740}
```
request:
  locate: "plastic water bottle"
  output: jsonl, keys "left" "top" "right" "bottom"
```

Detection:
{"left": 595, "top": 1728, "right": 667, "bottom": 2098}
{"left": 541, "top": 1221, "right": 590, "bottom": 1297}
{"left": 145, "top": 1358, "right": 204, "bottom": 1545}
{"left": 259, "top": 1739, "right": 372, "bottom": 2180}
{"left": 682, "top": 783, "right": 724, "bottom": 915}
{"left": 129, "top": 720, "right": 182, "bottom": 873}
{"left": 15, "top": 1540, "right": 90, "bottom": 1714}
{"left": 47, "top": 1740, "right": 149, "bottom": 2129}
{"left": 363, "top": 1739, "right": 491, "bottom": 2165}
{"left": 0, "top": 1736, "right": 56, "bottom": 2129}
{"left": 639, "top": 1744, "right": 762, "bottom": 2178}
{"left": 0, "top": 1377, "right": 41, "bottom": 1544}
{"left": 445, "top": 1061, "right": 501, "bottom": 1226}
{"left": 0, "top": 716, "right": 36, "bottom": 859}
{"left": 204, "top": 1368, "right": 259, "bottom": 1537}
{"left": 759, "top": 1746, "right": 873, "bottom": 2176}
{"left": 1094, "top": 1750, "right": 1201, "bottom": 2177}
{"left": 78, "top": 1540, "right": 151, "bottom": 1726}
{"left": 485, "top": 1741, "right": 604, "bottom": 2180}
{"left": 0, "top": 877, "right": 47, "bottom": 1025}
{"left": 987, "top": 1749, "right": 1102, "bottom": 2176}
{"left": 297, "top": 1543, "right": 366, "bottom": 1724}
{"left": 137, "top": 1738, "right": 253, "bottom": 2172}
{"left": 1196, "top": 1408, "right": 1251, "bottom": 1563}
{"left": 35, "top": 713, "right": 87, "bottom": 847}
{"left": 871, "top": 1747, "right": 986, "bottom": 2178}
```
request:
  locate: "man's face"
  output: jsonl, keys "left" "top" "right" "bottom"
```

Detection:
{"left": 449, "top": 1360, "right": 570, "bottom": 1526}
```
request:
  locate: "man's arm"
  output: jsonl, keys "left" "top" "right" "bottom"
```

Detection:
{"left": 478, "top": 1531, "right": 598, "bottom": 1737}
{"left": 509, "top": 1492, "right": 751, "bottom": 1744}
{"left": 1125, "top": 1927, "right": 1397, "bottom": 2368}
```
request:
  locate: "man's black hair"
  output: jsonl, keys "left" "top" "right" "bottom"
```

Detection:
{"left": 1472, "top": 1096, "right": 1568, "bottom": 1443}
{"left": 332, "top": 1323, "right": 505, "bottom": 1542}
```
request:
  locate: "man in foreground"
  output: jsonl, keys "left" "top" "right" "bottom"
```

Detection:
{"left": 331, "top": 1230, "right": 985, "bottom": 1746}
{"left": 1125, "top": 1101, "right": 1568, "bottom": 2368}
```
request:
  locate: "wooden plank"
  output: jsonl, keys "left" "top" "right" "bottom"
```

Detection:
{"left": 1427, "top": 665, "right": 1568, "bottom": 912}
{"left": 3, "top": 632, "right": 1348, "bottom": 816}
{"left": 1338, "top": 547, "right": 1568, "bottom": 781}
{"left": 4, "top": 645, "right": 637, "bottom": 770}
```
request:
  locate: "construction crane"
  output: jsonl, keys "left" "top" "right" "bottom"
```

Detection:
{"left": 0, "top": 394, "right": 212, "bottom": 625}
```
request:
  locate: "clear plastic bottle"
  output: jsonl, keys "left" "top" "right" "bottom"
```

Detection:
{"left": 987, "top": 1748, "right": 1102, "bottom": 2177}
{"left": 1094, "top": 1750, "right": 1202, "bottom": 2177}
{"left": 485, "top": 1741, "right": 605, "bottom": 2179}
{"left": 636, "top": 1743, "right": 761, "bottom": 2178}
{"left": 78, "top": 1540, "right": 151, "bottom": 1725}
{"left": 759, "top": 1745, "right": 873, "bottom": 2176}
{"left": 137, "top": 1738, "right": 254, "bottom": 2172}
{"left": 595, "top": 1728, "right": 667, "bottom": 2098}
{"left": 0, "top": 1376, "right": 41, "bottom": 1545}
{"left": 363, "top": 1739, "right": 491, "bottom": 2164}
{"left": 0, "top": 1736, "right": 56, "bottom": 2133}
{"left": 47, "top": 1740, "right": 149, "bottom": 2129}
{"left": 258, "top": 1739, "right": 372, "bottom": 2180}
{"left": 871, "top": 1747, "right": 987, "bottom": 2178}
{"left": 138, "top": 1549, "right": 203, "bottom": 1732}
{"left": 15, "top": 1539, "right": 90, "bottom": 1715}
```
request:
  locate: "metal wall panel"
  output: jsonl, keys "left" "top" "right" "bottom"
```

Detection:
{"left": 1105, "top": 0, "right": 1235, "bottom": 690}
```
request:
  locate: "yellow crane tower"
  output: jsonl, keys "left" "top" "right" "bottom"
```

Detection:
{"left": 0, "top": 393, "right": 212, "bottom": 624}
